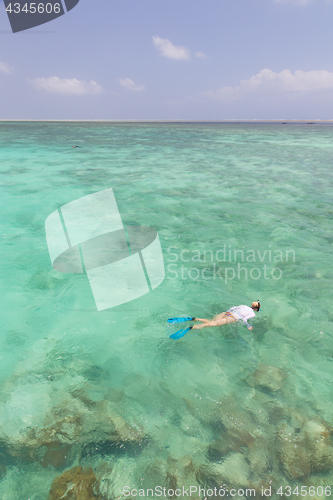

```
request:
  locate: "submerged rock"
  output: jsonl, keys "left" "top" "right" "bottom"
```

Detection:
{"left": 196, "top": 451, "right": 272, "bottom": 498}
{"left": 0, "top": 387, "right": 146, "bottom": 468}
{"left": 277, "top": 419, "right": 333, "bottom": 479}
{"left": 246, "top": 363, "right": 288, "bottom": 392}
{"left": 48, "top": 466, "right": 101, "bottom": 500}
{"left": 5, "top": 411, "right": 82, "bottom": 467}
{"left": 41, "top": 442, "right": 72, "bottom": 468}
{"left": 207, "top": 395, "right": 261, "bottom": 461}
{"left": 0, "top": 463, "right": 6, "bottom": 479}
{"left": 204, "top": 392, "right": 333, "bottom": 488}
{"left": 194, "top": 393, "right": 284, "bottom": 492}
{"left": 79, "top": 399, "right": 146, "bottom": 460}
{"left": 166, "top": 455, "right": 199, "bottom": 489}
{"left": 265, "top": 401, "right": 286, "bottom": 424}
{"left": 100, "top": 454, "right": 202, "bottom": 500}
{"left": 207, "top": 425, "right": 255, "bottom": 462}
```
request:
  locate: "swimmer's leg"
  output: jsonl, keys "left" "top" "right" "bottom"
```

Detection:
{"left": 192, "top": 321, "right": 219, "bottom": 330}
{"left": 192, "top": 314, "right": 236, "bottom": 330}
{"left": 194, "top": 318, "right": 210, "bottom": 323}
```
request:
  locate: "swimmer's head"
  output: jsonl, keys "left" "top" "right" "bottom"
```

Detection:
{"left": 251, "top": 301, "right": 260, "bottom": 311}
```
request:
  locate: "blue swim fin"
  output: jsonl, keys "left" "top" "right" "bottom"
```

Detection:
{"left": 170, "top": 326, "right": 193, "bottom": 340}
{"left": 167, "top": 317, "right": 194, "bottom": 324}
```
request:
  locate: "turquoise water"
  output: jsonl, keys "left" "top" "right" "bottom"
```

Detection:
{"left": 0, "top": 122, "right": 333, "bottom": 499}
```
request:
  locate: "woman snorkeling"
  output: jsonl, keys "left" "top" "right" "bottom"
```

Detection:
{"left": 168, "top": 301, "right": 260, "bottom": 339}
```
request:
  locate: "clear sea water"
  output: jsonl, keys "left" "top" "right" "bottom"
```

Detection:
{"left": 0, "top": 122, "right": 333, "bottom": 499}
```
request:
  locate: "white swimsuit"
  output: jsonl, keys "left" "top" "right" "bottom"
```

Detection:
{"left": 227, "top": 305, "right": 255, "bottom": 328}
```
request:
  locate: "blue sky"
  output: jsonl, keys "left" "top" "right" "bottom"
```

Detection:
{"left": 1, "top": 0, "right": 333, "bottom": 119}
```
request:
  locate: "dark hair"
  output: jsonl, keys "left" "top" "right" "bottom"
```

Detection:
{"left": 252, "top": 301, "right": 260, "bottom": 311}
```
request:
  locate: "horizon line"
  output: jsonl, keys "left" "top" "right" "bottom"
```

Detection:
{"left": 1, "top": 119, "right": 333, "bottom": 123}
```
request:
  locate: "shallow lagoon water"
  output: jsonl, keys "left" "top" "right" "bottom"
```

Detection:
{"left": 0, "top": 122, "right": 333, "bottom": 499}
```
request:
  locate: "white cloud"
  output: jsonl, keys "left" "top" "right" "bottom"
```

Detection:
{"left": 195, "top": 51, "right": 208, "bottom": 59}
{"left": 275, "top": 0, "right": 310, "bottom": 4}
{"left": 206, "top": 69, "right": 333, "bottom": 102}
{"left": 118, "top": 78, "right": 145, "bottom": 91}
{"left": 0, "top": 62, "right": 12, "bottom": 74}
{"left": 153, "top": 36, "right": 191, "bottom": 60}
{"left": 30, "top": 76, "right": 103, "bottom": 95}
{"left": 274, "top": 0, "right": 331, "bottom": 4}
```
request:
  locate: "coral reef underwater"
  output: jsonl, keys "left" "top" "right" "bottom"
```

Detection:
{"left": 0, "top": 349, "right": 332, "bottom": 500}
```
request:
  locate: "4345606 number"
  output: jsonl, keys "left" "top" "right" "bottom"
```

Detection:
{"left": 5, "top": 3, "right": 61, "bottom": 14}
